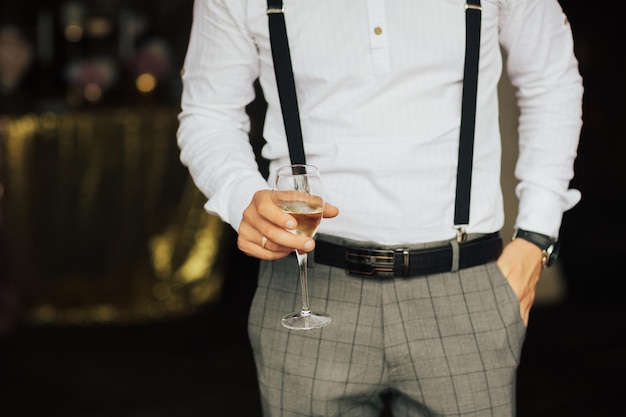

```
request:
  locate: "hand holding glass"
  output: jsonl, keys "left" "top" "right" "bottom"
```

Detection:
{"left": 272, "top": 164, "right": 331, "bottom": 330}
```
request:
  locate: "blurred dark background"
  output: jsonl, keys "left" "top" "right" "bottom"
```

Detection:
{"left": 0, "top": 0, "right": 624, "bottom": 416}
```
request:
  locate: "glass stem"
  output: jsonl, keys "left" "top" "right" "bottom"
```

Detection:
{"left": 295, "top": 250, "right": 311, "bottom": 316}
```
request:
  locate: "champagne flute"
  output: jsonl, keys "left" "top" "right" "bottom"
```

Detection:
{"left": 272, "top": 164, "right": 331, "bottom": 330}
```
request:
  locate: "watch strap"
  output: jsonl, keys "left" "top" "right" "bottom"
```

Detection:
{"left": 513, "top": 229, "right": 559, "bottom": 267}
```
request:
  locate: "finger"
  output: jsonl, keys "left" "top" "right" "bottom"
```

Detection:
{"left": 237, "top": 220, "right": 272, "bottom": 256}
{"left": 255, "top": 192, "right": 298, "bottom": 229}
{"left": 253, "top": 208, "right": 315, "bottom": 252}
{"left": 258, "top": 235, "right": 295, "bottom": 254}
{"left": 261, "top": 225, "right": 316, "bottom": 253}
{"left": 521, "top": 307, "right": 529, "bottom": 327}
{"left": 258, "top": 234, "right": 293, "bottom": 253}
{"left": 323, "top": 203, "right": 340, "bottom": 219}
{"left": 237, "top": 214, "right": 304, "bottom": 259}
{"left": 237, "top": 232, "right": 292, "bottom": 260}
{"left": 519, "top": 285, "right": 535, "bottom": 326}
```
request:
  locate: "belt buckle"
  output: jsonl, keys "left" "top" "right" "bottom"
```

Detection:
{"left": 345, "top": 247, "right": 410, "bottom": 277}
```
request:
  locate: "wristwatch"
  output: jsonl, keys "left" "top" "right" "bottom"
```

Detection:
{"left": 512, "top": 229, "right": 560, "bottom": 268}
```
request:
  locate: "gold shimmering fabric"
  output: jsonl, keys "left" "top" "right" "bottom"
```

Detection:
{"left": 0, "top": 108, "right": 231, "bottom": 325}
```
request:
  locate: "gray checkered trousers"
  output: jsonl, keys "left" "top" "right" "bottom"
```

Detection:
{"left": 248, "top": 234, "right": 527, "bottom": 417}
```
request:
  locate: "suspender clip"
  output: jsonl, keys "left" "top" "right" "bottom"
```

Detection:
{"left": 455, "top": 225, "right": 468, "bottom": 243}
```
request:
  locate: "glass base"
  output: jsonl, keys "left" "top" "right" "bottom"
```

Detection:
{"left": 281, "top": 311, "right": 332, "bottom": 330}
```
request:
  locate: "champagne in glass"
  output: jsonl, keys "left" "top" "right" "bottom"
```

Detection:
{"left": 273, "top": 164, "right": 331, "bottom": 330}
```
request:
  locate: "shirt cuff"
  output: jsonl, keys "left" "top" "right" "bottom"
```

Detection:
{"left": 515, "top": 185, "right": 581, "bottom": 238}
{"left": 204, "top": 174, "right": 270, "bottom": 233}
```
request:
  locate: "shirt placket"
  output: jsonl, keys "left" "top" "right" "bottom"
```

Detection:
{"left": 366, "top": 0, "right": 390, "bottom": 74}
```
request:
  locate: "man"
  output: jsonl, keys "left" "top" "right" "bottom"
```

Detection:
{"left": 177, "top": 0, "right": 583, "bottom": 415}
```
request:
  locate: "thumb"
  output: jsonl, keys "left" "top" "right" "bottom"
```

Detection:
{"left": 323, "top": 203, "right": 339, "bottom": 219}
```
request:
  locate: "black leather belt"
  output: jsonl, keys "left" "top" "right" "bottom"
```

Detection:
{"left": 314, "top": 233, "right": 502, "bottom": 278}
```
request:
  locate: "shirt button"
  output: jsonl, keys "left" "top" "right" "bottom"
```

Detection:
{"left": 374, "top": 26, "right": 383, "bottom": 35}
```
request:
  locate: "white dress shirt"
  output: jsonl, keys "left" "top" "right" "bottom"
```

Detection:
{"left": 177, "top": 0, "right": 583, "bottom": 245}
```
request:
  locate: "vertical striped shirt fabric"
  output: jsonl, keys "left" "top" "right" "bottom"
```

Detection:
{"left": 178, "top": 0, "right": 583, "bottom": 244}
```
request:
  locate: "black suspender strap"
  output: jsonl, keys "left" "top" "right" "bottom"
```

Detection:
{"left": 266, "top": 0, "right": 306, "bottom": 165}
{"left": 267, "top": 1, "right": 482, "bottom": 240}
{"left": 454, "top": 0, "right": 482, "bottom": 242}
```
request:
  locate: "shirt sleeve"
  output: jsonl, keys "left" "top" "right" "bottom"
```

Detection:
{"left": 177, "top": 0, "right": 270, "bottom": 232}
{"left": 499, "top": 0, "right": 584, "bottom": 238}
